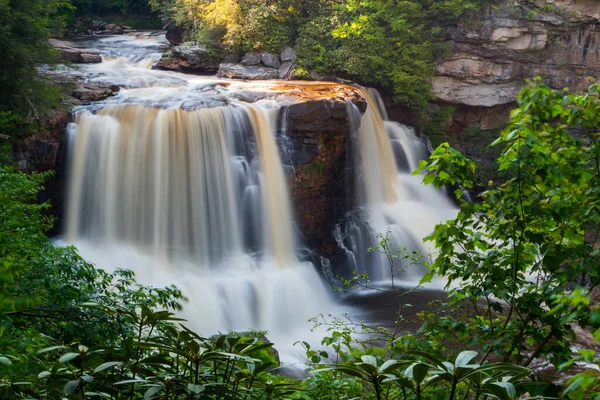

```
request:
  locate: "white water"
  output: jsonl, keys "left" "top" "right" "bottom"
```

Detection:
{"left": 63, "top": 35, "right": 341, "bottom": 367}
{"left": 335, "top": 89, "right": 457, "bottom": 285}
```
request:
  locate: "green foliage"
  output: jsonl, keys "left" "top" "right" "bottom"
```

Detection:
{"left": 0, "top": 165, "right": 54, "bottom": 312}
{"left": 1, "top": 307, "right": 285, "bottom": 399}
{"left": 71, "top": 0, "right": 152, "bottom": 16}
{"left": 307, "top": 349, "right": 531, "bottom": 400}
{"left": 0, "top": 112, "right": 26, "bottom": 139}
{"left": 0, "top": 0, "right": 71, "bottom": 118}
{"left": 152, "top": 0, "right": 487, "bottom": 109}
{"left": 415, "top": 82, "right": 600, "bottom": 381}
{"left": 424, "top": 106, "right": 455, "bottom": 136}
{"left": 149, "top": 0, "right": 295, "bottom": 52}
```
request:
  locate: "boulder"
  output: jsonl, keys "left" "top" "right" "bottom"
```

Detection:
{"left": 278, "top": 60, "right": 294, "bottom": 79}
{"left": 241, "top": 52, "right": 262, "bottom": 66}
{"left": 261, "top": 52, "right": 280, "bottom": 68}
{"left": 163, "top": 20, "right": 184, "bottom": 45}
{"left": 60, "top": 48, "right": 83, "bottom": 63}
{"left": 281, "top": 46, "right": 297, "bottom": 61}
{"left": 91, "top": 20, "right": 106, "bottom": 30}
{"left": 172, "top": 45, "right": 210, "bottom": 64}
{"left": 217, "top": 63, "right": 279, "bottom": 80}
{"left": 72, "top": 82, "right": 120, "bottom": 102}
{"left": 80, "top": 53, "right": 102, "bottom": 63}
{"left": 155, "top": 45, "right": 220, "bottom": 73}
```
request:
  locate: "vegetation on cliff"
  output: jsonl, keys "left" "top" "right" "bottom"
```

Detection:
{"left": 148, "top": 0, "right": 486, "bottom": 108}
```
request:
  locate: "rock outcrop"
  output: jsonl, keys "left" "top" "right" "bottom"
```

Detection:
{"left": 216, "top": 49, "right": 297, "bottom": 80}
{"left": 284, "top": 85, "right": 367, "bottom": 262}
{"left": 217, "top": 63, "right": 279, "bottom": 80}
{"left": 50, "top": 39, "right": 102, "bottom": 64}
{"left": 433, "top": 0, "right": 600, "bottom": 128}
{"left": 154, "top": 45, "right": 220, "bottom": 74}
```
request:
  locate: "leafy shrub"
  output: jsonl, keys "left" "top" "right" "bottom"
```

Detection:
{"left": 415, "top": 82, "right": 600, "bottom": 381}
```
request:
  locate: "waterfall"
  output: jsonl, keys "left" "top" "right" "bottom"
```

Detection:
{"left": 65, "top": 101, "right": 332, "bottom": 338}
{"left": 61, "top": 33, "right": 456, "bottom": 366}
{"left": 334, "top": 88, "right": 457, "bottom": 284}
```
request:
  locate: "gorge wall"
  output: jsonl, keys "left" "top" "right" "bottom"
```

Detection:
{"left": 433, "top": 0, "right": 600, "bottom": 131}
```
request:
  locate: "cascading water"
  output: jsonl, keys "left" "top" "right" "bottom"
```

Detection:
{"left": 61, "top": 33, "right": 456, "bottom": 366}
{"left": 62, "top": 35, "right": 338, "bottom": 366}
{"left": 334, "top": 88, "right": 457, "bottom": 284}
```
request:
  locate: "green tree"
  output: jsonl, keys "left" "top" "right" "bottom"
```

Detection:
{"left": 0, "top": 0, "right": 72, "bottom": 118}
{"left": 416, "top": 82, "right": 600, "bottom": 369}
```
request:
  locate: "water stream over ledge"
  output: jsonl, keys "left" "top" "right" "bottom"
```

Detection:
{"left": 58, "top": 33, "right": 456, "bottom": 368}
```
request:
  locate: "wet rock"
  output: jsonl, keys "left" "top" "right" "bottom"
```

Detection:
{"left": 50, "top": 39, "right": 102, "bottom": 64}
{"left": 72, "top": 82, "right": 120, "bottom": 102}
{"left": 286, "top": 94, "right": 366, "bottom": 267}
{"left": 80, "top": 53, "right": 102, "bottom": 63}
{"left": 281, "top": 46, "right": 297, "bottom": 62}
{"left": 241, "top": 52, "right": 262, "bottom": 66}
{"left": 217, "top": 63, "right": 279, "bottom": 80}
{"left": 261, "top": 52, "right": 280, "bottom": 68}
{"left": 278, "top": 60, "right": 294, "bottom": 79}
{"left": 24, "top": 139, "right": 60, "bottom": 172}
{"left": 155, "top": 45, "right": 219, "bottom": 74}
{"left": 288, "top": 100, "right": 351, "bottom": 132}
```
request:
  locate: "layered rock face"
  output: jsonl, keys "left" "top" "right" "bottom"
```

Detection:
{"left": 433, "top": 0, "right": 600, "bottom": 128}
{"left": 285, "top": 88, "right": 367, "bottom": 260}
{"left": 50, "top": 39, "right": 102, "bottom": 64}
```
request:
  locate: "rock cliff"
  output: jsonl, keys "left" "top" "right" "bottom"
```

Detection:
{"left": 433, "top": 0, "right": 600, "bottom": 130}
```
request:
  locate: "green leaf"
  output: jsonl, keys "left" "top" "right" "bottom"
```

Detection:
{"left": 64, "top": 380, "right": 80, "bottom": 395}
{"left": 406, "top": 363, "right": 430, "bottom": 384}
{"left": 93, "top": 361, "right": 122, "bottom": 374}
{"left": 187, "top": 383, "right": 205, "bottom": 394}
{"left": 59, "top": 353, "right": 79, "bottom": 364}
{"left": 37, "top": 345, "right": 66, "bottom": 355}
{"left": 37, "top": 371, "right": 51, "bottom": 379}
{"left": 114, "top": 379, "right": 148, "bottom": 385}
{"left": 378, "top": 360, "right": 400, "bottom": 374}
{"left": 0, "top": 356, "right": 12, "bottom": 366}
{"left": 361, "top": 355, "right": 378, "bottom": 367}
{"left": 145, "top": 385, "right": 162, "bottom": 399}
{"left": 455, "top": 350, "right": 478, "bottom": 368}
